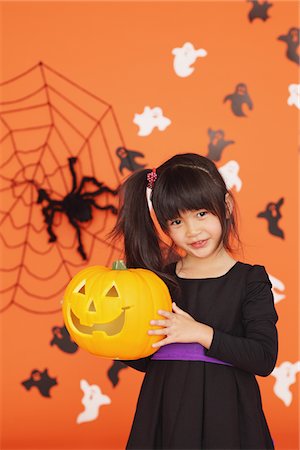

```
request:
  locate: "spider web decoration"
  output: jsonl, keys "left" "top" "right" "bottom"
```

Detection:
{"left": 0, "top": 62, "right": 125, "bottom": 314}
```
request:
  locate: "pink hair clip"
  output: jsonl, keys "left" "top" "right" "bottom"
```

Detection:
{"left": 147, "top": 168, "right": 157, "bottom": 189}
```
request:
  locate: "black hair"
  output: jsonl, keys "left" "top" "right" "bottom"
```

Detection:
{"left": 110, "top": 153, "right": 241, "bottom": 288}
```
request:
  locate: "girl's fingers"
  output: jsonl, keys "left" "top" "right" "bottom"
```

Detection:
{"left": 157, "top": 309, "right": 173, "bottom": 318}
{"left": 150, "top": 319, "right": 169, "bottom": 326}
{"left": 172, "top": 302, "right": 181, "bottom": 312}
{"left": 148, "top": 328, "right": 169, "bottom": 336}
{"left": 152, "top": 337, "right": 169, "bottom": 348}
{"left": 172, "top": 302, "right": 190, "bottom": 317}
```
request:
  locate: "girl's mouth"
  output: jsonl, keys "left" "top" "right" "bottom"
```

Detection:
{"left": 190, "top": 239, "right": 208, "bottom": 249}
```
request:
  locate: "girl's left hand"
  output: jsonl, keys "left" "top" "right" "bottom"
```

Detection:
{"left": 148, "top": 302, "right": 204, "bottom": 348}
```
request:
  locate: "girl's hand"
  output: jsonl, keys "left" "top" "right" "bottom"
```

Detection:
{"left": 148, "top": 302, "right": 213, "bottom": 349}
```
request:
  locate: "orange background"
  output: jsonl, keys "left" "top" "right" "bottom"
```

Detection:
{"left": 0, "top": 1, "right": 299, "bottom": 449}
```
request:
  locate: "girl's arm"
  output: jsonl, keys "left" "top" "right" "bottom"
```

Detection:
{"left": 205, "top": 265, "right": 278, "bottom": 377}
{"left": 149, "top": 265, "right": 278, "bottom": 377}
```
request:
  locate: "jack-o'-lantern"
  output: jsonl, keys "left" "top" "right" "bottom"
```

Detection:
{"left": 62, "top": 260, "right": 172, "bottom": 359}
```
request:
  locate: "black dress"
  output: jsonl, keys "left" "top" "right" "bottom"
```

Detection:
{"left": 123, "top": 262, "right": 279, "bottom": 450}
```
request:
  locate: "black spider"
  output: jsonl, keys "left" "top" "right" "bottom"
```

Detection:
{"left": 37, "top": 157, "right": 118, "bottom": 260}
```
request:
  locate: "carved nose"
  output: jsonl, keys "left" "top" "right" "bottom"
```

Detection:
{"left": 88, "top": 300, "right": 96, "bottom": 312}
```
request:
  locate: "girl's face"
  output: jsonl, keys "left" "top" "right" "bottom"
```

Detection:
{"left": 167, "top": 209, "right": 223, "bottom": 261}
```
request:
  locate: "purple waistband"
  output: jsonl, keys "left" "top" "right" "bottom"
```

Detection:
{"left": 151, "top": 343, "right": 232, "bottom": 366}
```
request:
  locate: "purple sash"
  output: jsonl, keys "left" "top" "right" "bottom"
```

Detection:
{"left": 151, "top": 343, "right": 232, "bottom": 366}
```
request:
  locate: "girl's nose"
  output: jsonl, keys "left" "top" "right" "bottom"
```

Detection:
{"left": 186, "top": 222, "right": 201, "bottom": 237}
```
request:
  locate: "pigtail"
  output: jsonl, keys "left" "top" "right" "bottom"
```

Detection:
{"left": 111, "top": 169, "right": 179, "bottom": 293}
{"left": 111, "top": 169, "right": 164, "bottom": 274}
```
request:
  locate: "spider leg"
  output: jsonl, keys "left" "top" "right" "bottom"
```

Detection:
{"left": 89, "top": 198, "right": 118, "bottom": 215}
{"left": 67, "top": 216, "right": 87, "bottom": 260}
{"left": 93, "top": 185, "right": 119, "bottom": 196}
{"left": 41, "top": 205, "right": 63, "bottom": 243}
{"left": 37, "top": 188, "right": 51, "bottom": 203}
{"left": 78, "top": 177, "right": 118, "bottom": 196}
{"left": 68, "top": 157, "right": 78, "bottom": 193}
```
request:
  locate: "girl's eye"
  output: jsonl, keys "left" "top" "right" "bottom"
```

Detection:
{"left": 170, "top": 219, "right": 181, "bottom": 226}
{"left": 197, "top": 211, "right": 207, "bottom": 218}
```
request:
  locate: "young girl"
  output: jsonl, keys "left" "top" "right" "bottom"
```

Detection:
{"left": 112, "top": 153, "right": 278, "bottom": 450}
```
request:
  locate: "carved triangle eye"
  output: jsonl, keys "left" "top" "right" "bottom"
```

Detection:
{"left": 74, "top": 281, "right": 86, "bottom": 295}
{"left": 105, "top": 285, "right": 119, "bottom": 297}
{"left": 78, "top": 285, "right": 85, "bottom": 295}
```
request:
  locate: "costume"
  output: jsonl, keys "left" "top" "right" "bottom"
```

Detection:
{"left": 123, "top": 262, "right": 278, "bottom": 450}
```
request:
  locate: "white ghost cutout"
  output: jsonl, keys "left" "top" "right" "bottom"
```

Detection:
{"left": 218, "top": 160, "right": 242, "bottom": 192}
{"left": 76, "top": 379, "right": 111, "bottom": 424}
{"left": 271, "top": 361, "right": 300, "bottom": 407}
{"left": 133, "top": 106, "right": 171, "bottom": 136}
{"left": 287, "top": 83, "right": 300, "bottom": 110}
{"left": 268, "top": 274, "right": 285, "bottom": 304}
{"left": 172, "top": 42, "right": 207, "bottom": 78}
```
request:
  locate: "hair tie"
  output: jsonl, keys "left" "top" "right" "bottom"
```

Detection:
{"left": 147, "top": 168, "right": 157, "bottom": 190}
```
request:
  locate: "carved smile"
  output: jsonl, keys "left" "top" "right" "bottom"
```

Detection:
{"left": 70, "top": 307, "right": 130, "bottom": 336}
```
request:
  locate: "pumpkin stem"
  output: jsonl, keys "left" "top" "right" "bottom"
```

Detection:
{"left": 112, "top": 260, "right": 127, "bottom": 270}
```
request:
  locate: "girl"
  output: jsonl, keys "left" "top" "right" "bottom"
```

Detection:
{"left": 112, "top": 153, "right": 278, "bottom": 450}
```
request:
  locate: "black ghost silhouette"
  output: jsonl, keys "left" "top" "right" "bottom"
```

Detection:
{"left": 224, "top": 83, "right": 253, "bottom": 117}
{"left": 206, "top": 128, "right": 235, "bottom": 162}
{"left": 107, "top": 360, "right": 128, "bottom": 387}
{"left": 257, "top": 197, "right": 284, "bottom": 239}
{"left": 278, "top": 28, "right": 300, "bottom": 65}
{"left": 248, "top": 0, "right": 273, "bottom": 22}
{"left": 22, "top": 369, "right": 57, "bottom": 397}
{"left": 116, "top": 147, "right": 146, "bottom": 174}
{"left": 50, "top": 325, "right": 78, "bottom": 354}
